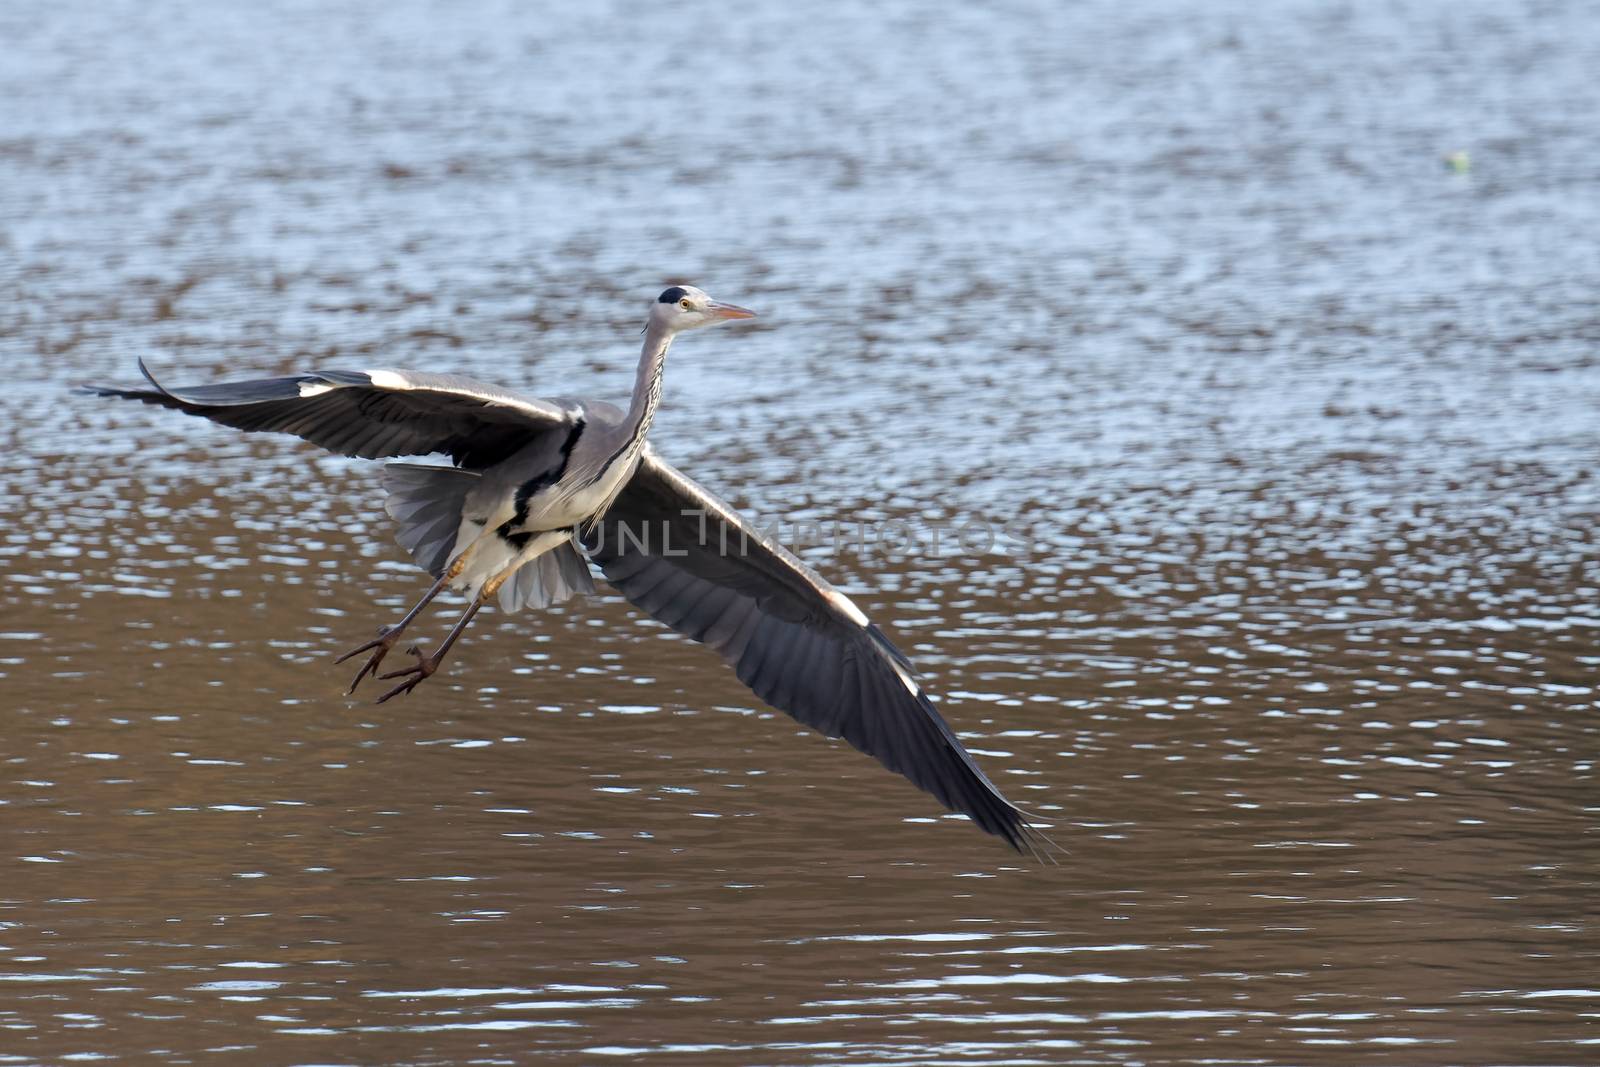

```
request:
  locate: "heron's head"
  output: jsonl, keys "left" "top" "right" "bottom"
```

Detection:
{"left": 650, "top": 285, "right": 757, "bottom": 334}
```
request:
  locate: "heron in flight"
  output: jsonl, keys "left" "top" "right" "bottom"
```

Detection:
{"left": 82, "top": 286, "right": 1051, "bottom": 856}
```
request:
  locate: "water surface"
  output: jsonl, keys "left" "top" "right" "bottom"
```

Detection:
{"left": 2, "top": 0, "right": 1597, "bottom": 1063}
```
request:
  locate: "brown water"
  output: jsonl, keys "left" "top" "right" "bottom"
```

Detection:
{"left": 4, "top": 0, "right": 1598, "bottom": 1063}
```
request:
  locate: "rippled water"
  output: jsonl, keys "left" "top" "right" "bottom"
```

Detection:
{"left": 3, "top": 0, "right": 1598, "bottom": 1062}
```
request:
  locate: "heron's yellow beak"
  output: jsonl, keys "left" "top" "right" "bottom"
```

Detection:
{"left": 708, "top": 302, "right": 757, "bottom": 320}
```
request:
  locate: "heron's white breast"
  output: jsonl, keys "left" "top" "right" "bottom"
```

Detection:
{"left": 534, "top": 450, "right": 643, "bottom": 529}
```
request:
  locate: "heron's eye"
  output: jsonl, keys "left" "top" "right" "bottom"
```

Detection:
{"left": 680, "top": 298, "right": 693, "bottom": 310}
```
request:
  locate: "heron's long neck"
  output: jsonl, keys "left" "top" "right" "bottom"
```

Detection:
{"left": 623, "top": 319, "right": 674, "bottom": 450}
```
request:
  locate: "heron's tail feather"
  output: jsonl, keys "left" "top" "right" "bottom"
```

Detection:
{"left": 381, "top": 463, "right": 481, "bottom": 578}
{"left": 498, "top": 540, "right": 595, "bottom": 613}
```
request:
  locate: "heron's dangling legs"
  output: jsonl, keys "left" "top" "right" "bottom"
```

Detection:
{"left": 336, "top": 539, "right": 489, "bottom": 693}
{"left": 334, "top": 571, "right": 453, "bottom": 693}
{"left": 374, "top": 592, "right": 487, "bottom": 704}
{"left": 369, "top": 550, "right": 540, "bottom": 704}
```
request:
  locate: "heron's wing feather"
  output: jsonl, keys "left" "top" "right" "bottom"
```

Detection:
{"left": 77, "top": 360, "right": 577, "bottom": 468}
{"left": 582, "top": 451, "right": 1052, "bottom": 858}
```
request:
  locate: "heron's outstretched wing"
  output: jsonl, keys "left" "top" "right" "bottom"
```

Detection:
{"left": 78, "top": 358, "right": 578, "bottom": 468}
{"left": 582, "top": 451, "right": 1053, "bottom": 858}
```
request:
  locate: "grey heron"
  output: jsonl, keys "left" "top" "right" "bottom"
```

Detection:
{"left": 81, "top": 286, "right": 1052, "bottom": 857}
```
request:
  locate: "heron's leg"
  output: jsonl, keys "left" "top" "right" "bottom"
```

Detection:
{"left": 368, "top": 542, "right": 554, "bottom": 704}
{"left": 373, "top": 593, "right": 487, "bottom": 704}
{"left": 334, "top": 572, "right": 452, "bottom": 693}
{"left": 336, "top": 541, "right": 480, "bottom": 694}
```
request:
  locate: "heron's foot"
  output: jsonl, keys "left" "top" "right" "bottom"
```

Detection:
{"left": 334, "top": 626, "right": 403, "bottom": 695}
{"left": 374, "top": 646, "right": 442, "bottom": 704}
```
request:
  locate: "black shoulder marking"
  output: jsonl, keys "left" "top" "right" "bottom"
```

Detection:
{"left": 497, "top": 417, "right": 587, "bottom": 542}
{"left": 658, "top": 286, "right": 689, "bottom": 304}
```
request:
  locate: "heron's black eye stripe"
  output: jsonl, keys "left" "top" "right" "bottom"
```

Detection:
{"left": 658, "top": 286, "right": 689, "bottom": 304}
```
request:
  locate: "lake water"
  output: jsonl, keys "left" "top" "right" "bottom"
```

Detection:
{"left": 2, "top": 0, "right": 1597, "bottom": 1063}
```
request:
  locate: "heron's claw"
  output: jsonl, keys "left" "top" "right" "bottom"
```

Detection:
{"left": 375, "top": 647, "right": 441, "bottom": 704}
{"left": 335, "top": 626, "right": 398, "bottom": 694}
